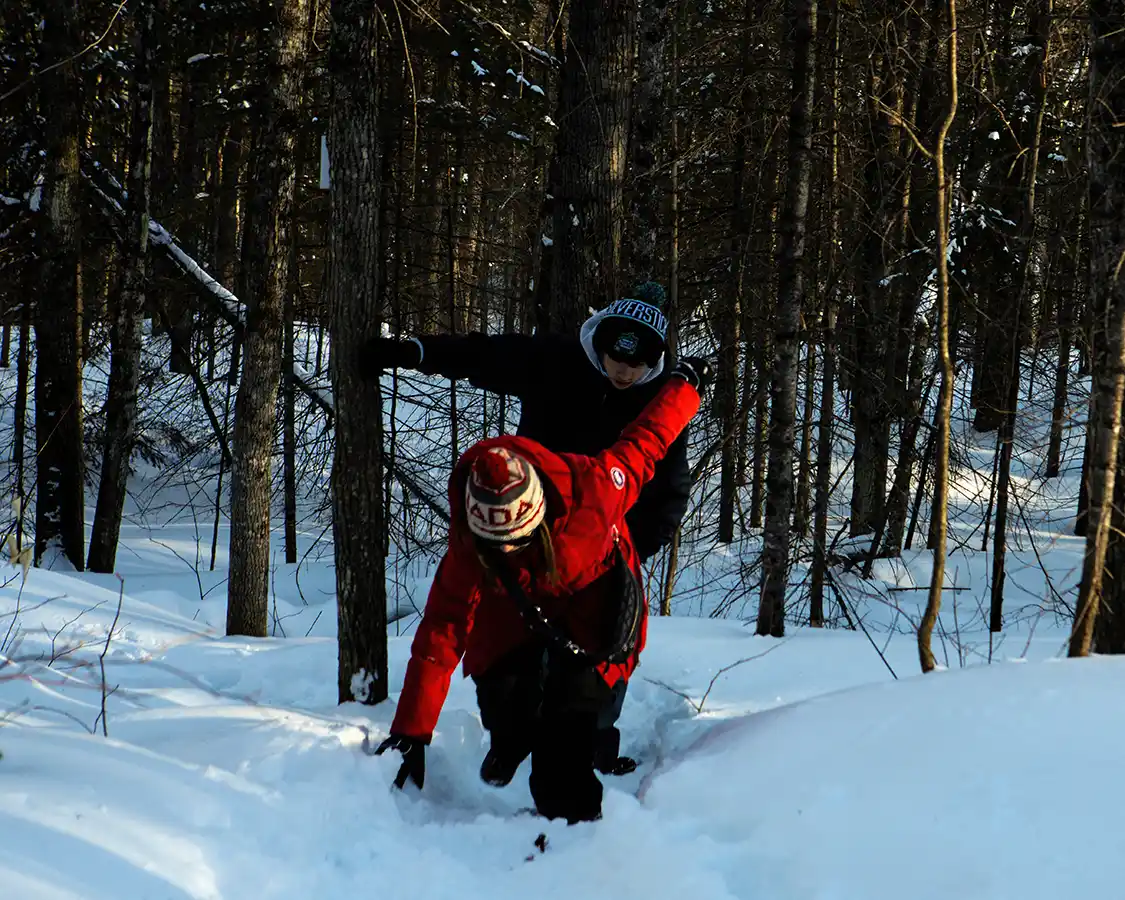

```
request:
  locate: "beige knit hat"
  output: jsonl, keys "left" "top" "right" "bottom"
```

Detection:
{"left": 465, "top": 447, "right": 546, "bottom": 543}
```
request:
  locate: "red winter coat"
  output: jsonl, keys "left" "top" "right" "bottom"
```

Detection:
{"left": 390, "top": 377, "right": 700, "bottom": 742}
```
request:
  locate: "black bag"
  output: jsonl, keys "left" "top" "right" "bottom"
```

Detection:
{"left": 485, "top": 529, "right": 643, "bottom": 666}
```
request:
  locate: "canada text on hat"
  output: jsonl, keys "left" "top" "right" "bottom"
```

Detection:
{"left": 465, "top": 447, "right": 546, "bottom": 542}
{"left": 602, "top": 298, "right": 669, "bottom": 341}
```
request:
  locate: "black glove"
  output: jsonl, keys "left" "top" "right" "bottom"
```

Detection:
{"left": 374, "top": 733, "right": 426, "bottom": 790}
{"left": 357, "top": 337, "right": 423, "bottom": 380}
{"left": 671, "top": 356, "right": 715, "bottom": 392}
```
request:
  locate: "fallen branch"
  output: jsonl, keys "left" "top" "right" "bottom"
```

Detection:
{"left": 645, "top": 639, "right": 791, "bottom": 715}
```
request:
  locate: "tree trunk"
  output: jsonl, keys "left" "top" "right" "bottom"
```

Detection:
{"left": 328, "top": 0, "right": 390, "bottom": 705}
{"left": 226, "top": 0, "right": 309, "bottom": 636}
{"left": 546, "top": 0, "right": 636, "bottom": 333}
{"left": 1045, "top": 290, "right": 1072, "bottom": 479}
{"left": 283, "top": 226, "right": 298, "bottom": 566}
{"left": 87, "top": 0, "right": 158, "bottom": 574}
{"left": 848, "top": 11, "right": 905, "bottom": 536}
{"left": 758, "top": 0, "right": 817, "bottom": 638}
{"left": 919, "top": 0, "right": 959, "bottom": 674}
{"left": 1070, "top": 0, "right": 1125, "bottom": 657}
{"left": 34, "top": 0, "right": 86, "bottom": 571}
{"left": 13, "top": 301, "right": 31, "bottom": 553}
{"left": 988, "top": 0, "right": 1052, "bottom": 634}
{"left": 625, "top": 0, "right": 670, "bottom": 281}
{"left": 717, "top": 0, "right": 758, "bottom": 544}
{"left": 808, "top": 0, "right": 842, "bottom": 629}
{"left": 793, "top": 339, "right": 816, "bottom": 538}
{"left": 881, "top": 321, "right": 930, "bottom": 555}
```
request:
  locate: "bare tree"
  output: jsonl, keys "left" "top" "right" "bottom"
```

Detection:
{"left": 226, "top": 0, "right": 309, "bottom": 636}
{"left": 88, "top": 0, "right": 159, "bottom": 574}
{"left": 34, "top": 0, "right": 86, "bottom": 571}
{"left": 987, "top": 0, "right": 1052, "bottom": 633}
{"left": 758, "top": 0, "right": 817, "bottom": 638}
{"left": 1069, "top": 0, "right": 1125, "bottom": 657}
{"left": 808, "top": 0, "right": 843, "bottom": 628}
{"left": 544, "top": 0, "right": 636, "bottom": 332}
{"left": 918, "top": 0, "right": 959, "bottom": 674}
{"left": 328, "top": 0, "right": 390, "bottom": 705}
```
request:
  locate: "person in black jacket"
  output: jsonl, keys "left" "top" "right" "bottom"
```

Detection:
{"left": 359, "top": 281, "right": 692, "bottom": 565}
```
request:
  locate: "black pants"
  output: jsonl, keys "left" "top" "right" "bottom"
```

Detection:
{"left": 473, "top": 642, "right": 627, "bottom": 823}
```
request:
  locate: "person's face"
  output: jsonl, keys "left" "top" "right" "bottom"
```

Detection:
{"left": 602, "top": 353, "right": 649, "bottom": 390}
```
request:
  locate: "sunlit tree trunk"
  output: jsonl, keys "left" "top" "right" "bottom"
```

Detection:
{"left": 1070, "top": 0, "right": 1125, "bottom": 657}
{"left": 919, "top": 0, "right": 959, "bottom": 674}
{"left": 227, "top": 0, "right": 309, "bottom": 636}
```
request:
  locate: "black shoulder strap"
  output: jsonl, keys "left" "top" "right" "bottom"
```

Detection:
{"left": 482, "top": 548, "right": 596, "bottom": 664}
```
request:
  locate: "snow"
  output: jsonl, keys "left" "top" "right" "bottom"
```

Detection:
{"left": 2, "top": 531, "right": 1114, "bottom": 899}
{"left": 148, "top": 222, "right": 245, "bottom": 327}
{"left": 0, "top": 321, "right": 1114, "bottom": 897}
{"left": 506, "top": 69, "right": 545, "bottom": 96}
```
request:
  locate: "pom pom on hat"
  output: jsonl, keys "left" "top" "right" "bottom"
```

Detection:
{"left": 465, "top": 447, "right": 546, "bottom": 543}
{"left": 472, "top": 450, "right": 514, "bottom": 491}
{"left": 632, "top": 281, "right": 667, "bottom": 311}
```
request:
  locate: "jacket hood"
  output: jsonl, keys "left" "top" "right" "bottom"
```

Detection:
{"left": 578, "top": 307, "right": 665, "bottom": 386}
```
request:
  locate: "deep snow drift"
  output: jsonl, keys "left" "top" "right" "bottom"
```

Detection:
{"left": 0, "top": 523, "right": 1117, "bottom": 900}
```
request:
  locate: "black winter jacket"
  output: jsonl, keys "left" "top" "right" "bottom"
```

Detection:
{"left": 411, "top": 329, "right": 691, "bottom": 563}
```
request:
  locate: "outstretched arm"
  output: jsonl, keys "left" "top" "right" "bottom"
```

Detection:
{"left": 586, "top": 376, "right": 701, "bottom": 528}
{"left": 625, "top": 424, "right": 692, "bottom": 562}
{"left": 359, "top": 331, "right": 556, "bottom": 398}
{"left": 390, "top": 546, "right": 480, "bottom": 742}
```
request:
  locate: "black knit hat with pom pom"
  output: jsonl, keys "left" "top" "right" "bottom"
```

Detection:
{"left": 593, "top": 281, "right": 669, "bottom": 368}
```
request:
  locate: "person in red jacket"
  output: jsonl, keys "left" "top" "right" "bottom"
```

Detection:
{"left": 374, "top": 358, "right": 711, "bottom": 823}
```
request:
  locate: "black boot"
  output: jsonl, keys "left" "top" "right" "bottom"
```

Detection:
{"left": 596, "top": 754, "right": 638, "bottom": 776}
{"left": 592, "top": 724, "right": 636, "bottom": 775}
{"left": 480, "top": 744, "right": 530, "bottom": 787}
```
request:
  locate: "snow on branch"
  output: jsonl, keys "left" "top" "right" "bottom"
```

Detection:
{"left": 146, "top": 221, "right": 247, "bottom": 327}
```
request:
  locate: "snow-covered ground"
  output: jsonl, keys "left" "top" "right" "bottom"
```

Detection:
{"left": 0, "top": 500, "right": 1115, "bottom": 899}
{"left": 0, "top": 329, "right": 1112, "bottom": 898}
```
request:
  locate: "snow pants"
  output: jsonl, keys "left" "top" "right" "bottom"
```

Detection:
{"left": 472, "top": 641, "right": 627, "bottom": 823}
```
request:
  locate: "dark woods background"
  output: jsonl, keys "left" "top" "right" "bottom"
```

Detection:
{"left": 1, "top": 0, "right": 1124, "bottom": 699}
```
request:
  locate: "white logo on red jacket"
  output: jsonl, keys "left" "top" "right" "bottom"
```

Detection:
{"left": 610, "top": 467, "right": 626, "bottom": 490}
